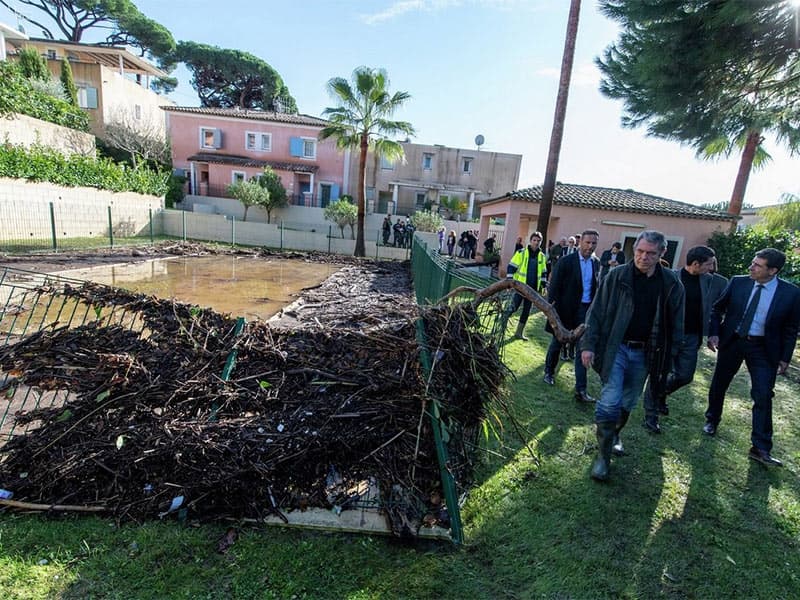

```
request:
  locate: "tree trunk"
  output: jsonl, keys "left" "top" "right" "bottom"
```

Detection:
{"left": 354, "top": 134, "right": 368, "bottom": 257}
{"left": 243, "top": 206, "right": 249, "bottom": 222}
{"left": 537, "top": 0, "right": 581, "bottom": 244}
{"left": 727, "top": 130, "right": 761, "bottom": 230}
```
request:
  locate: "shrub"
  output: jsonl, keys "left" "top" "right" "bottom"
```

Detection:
{"left": 708, "top": 228, "right": 800, "bottom": 285}
{"left": 0, "top": 143, "right": 169, "bottom": 197}
{"left": 410, "top": 209, "right": 443, "bottom": 233}
{"left": 0, "top": 61, "right": 89, "bottom": 132}
{"left": 324, "top": 197, "right": 357, "bottom": 238}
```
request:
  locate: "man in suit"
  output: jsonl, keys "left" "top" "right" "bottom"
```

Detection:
{"left": 543, "top": 229, "right": 600, "bottom": 403}
{"left": 599, "top": 242, "right": 626, "bottom": 280}
{"left": 642, "top": 245, "right": 722, "bottom": 433}
{"left": 703, "top": 248, "right": 800, "bottom": 466}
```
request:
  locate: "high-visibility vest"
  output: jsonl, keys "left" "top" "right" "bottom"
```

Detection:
{"left": 509, "top": 247, "right": 547, "bottom": 292}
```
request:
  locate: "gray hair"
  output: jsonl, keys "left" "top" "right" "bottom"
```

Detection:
{"left": 635, "top": 230, "right": 667, "bottom": 252}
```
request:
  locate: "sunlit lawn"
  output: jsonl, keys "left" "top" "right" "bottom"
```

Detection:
{"left": 1, "top": 312, "right": 798, "bottom": 599}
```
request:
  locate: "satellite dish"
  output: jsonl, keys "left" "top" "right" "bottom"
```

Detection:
{"left": 475, "top": 134, "right": 485, "bottom": 149}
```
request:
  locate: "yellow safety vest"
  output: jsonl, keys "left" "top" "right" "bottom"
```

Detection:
{"left": 509, "top": 247, "right": 547, "bottom": 292}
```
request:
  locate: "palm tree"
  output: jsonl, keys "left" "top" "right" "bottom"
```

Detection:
{"left": 537, "top": 0, "right": 581, "bottom": 241}
{"left": 319, "top": 67, "right": 415, "bottom": 257}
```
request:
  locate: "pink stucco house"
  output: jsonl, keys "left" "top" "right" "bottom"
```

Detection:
{"left": 164, "top": 106, "right": 349, "bottom": 207}
{"left": 479, "top": 183, "right": 737, "bottom": 276}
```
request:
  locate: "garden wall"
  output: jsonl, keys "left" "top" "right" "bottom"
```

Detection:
{"left": 0, "top": 114, "right": 95, "bottom": 156}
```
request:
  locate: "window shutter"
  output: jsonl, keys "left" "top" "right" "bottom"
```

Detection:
{"left": 86, "top": 87, "right": 98, "bottom": 109}
{"left": 290, "top": 137, "right": 303, "bottom": 157}
{"left": 331, "top": 184, "right": 340, "bottom": 200}
{"left": 213, "top": 129, "right": 222, "bottom": 149}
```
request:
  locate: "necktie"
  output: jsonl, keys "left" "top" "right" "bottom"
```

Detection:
{"left": 736, "top": 284, "right": 764, "bottom": 337}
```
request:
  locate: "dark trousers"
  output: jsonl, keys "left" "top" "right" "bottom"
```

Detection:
{"left": 545, "top": 303, "right": 589, "bottom": 391}
{"left": 506, "top": 293, "right": 533, "bottom": 326}
{"left": 706, "top": 337, "right": 777, "bottom": 452}
{"left": 643, "top": 332, "right": 701, "bottom": 417}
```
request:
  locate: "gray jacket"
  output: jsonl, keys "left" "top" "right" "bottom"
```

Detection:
{"left": 581, "top": 262, "right": 685, "bottom": 384}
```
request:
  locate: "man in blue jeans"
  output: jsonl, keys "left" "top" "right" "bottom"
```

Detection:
{"left": 580, "top": 231, "right": 684, "bottom": 481}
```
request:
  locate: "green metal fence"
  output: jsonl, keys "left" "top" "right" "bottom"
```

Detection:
{"left": 0, "top": 268, "right": 148, "bottom": 440}
{"left": 0, "top": 203, "right": 158, "bottom": 253}
{"left": 409, "top": 236, "right": 504, "bottom": 545}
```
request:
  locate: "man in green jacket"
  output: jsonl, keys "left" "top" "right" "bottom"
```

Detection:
{"left": 501, "top": 231, "right": 548, "bottom": 340}
{"left": 581, "top": 230, "right": 685, "bottom": 482}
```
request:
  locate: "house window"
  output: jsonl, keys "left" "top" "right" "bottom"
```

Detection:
{"left": 46, "top": 49, "right": 56, "bottom": 60}
{"left": 134, "top": 105, "right": 142, "bottom": 120}
{"left": 246, "top": 131, "right": 272, "bottom": 152}
{"left": 380, "top": 155, "right": 394, "bottom": 170}
{"left": 415, "top": 192, "right": 426, "bottom": 207}
{"left": 290, "top": 137, "right": 317, "bottom": 159}
{"left": 231, "top": 171, "right": 246, "bottom": 183}
{"left": 462, "top": 157, "right": 473, "bottom": 174}
{"left": 77, "top": 86, "right": 98, "bottom": 109}
{"left": 200, "top": 127, "right": 222, "bottom": 149}
{"left": 422, "top": 153, "right": 433, "bottom": 170}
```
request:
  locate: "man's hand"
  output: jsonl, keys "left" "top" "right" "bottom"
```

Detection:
{"left": 581, "top": 350, "right": 594, "bottom": 368}
{"left": 707, "top": 336, "right": 719, "bottom": 352}
{"left": 778, "top": 361, "right": 789, "bottom": 375}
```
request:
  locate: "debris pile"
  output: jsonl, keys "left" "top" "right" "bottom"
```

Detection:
{"left": 0, "top": 262, "right": 508, "bottom": 534}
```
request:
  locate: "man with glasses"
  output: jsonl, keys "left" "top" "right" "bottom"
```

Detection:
{"left": 580, "top": 230, "right": 684, "bottom": 482}
{"left": 703, "top": 248, "right": 800, "bottom": 467}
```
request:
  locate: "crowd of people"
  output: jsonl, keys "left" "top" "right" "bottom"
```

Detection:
{"left": 499, "top": 228, "right": 800, "bottom": 482}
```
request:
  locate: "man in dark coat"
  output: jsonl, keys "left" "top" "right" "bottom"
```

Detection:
{"left": 703, "top": 248, "right": 800, "bottom": 466}
{"left": 599, "top": 242, "right": 625, "bottom": 280}
{"left": 642, "top": 245, "right": 722, "bottom": 433}
{"left": 543, "top": 229, "right": 600, "bottom": 404}
{"left": 581, "top": 230, "right": 684, "bottom": 482}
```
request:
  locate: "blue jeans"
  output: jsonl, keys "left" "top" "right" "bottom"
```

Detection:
{"left": 595, "top": 345, "right": 649, "bottom": 422}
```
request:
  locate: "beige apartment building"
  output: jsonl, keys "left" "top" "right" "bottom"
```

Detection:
{"left": 5, "top": 37, "right": 172, "bottom": 143}
{"left": 353, "top": 141, "right": 522, "bottom": 218}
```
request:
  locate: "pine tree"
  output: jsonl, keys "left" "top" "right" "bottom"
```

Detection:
{"left": 597, "top": 1, "right": 800, "bottom": 216}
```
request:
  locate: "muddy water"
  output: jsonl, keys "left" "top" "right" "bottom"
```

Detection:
{"left": 63, "top": 256, "right": 341, "bottom": 320}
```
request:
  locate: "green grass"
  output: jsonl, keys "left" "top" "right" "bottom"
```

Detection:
{"left": 1, "top": 311, "right": 798, "bottom": 599}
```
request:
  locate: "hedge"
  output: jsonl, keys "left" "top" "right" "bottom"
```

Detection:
{"left": 0, "top": 143, "right": 169, "bottom": 197}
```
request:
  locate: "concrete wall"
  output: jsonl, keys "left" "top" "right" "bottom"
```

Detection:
{"left": 0, "top": 113, "right": 95, "bottom": 155}
{"left": 0, "top": 178, "right": 163, "bottom": 240}
{"left": 159, "top": 209, "right": 411, "bottom": 260}
{"left": 178, "top": 194, "right": 483, "bottom": 243}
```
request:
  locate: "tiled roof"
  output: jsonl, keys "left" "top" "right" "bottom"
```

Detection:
{"left": 484, "top": 183, "right": 735, "bottom": 222}
{"left": 187, "top": 153, "right": 319, "bottom": 173}
{"left": 163, "top": 106, "right": 329, "bottom": 127}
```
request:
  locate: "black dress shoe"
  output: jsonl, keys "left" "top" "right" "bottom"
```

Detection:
{"left": 702, "top": 421, "right": 717, "bottom": 436}
{"left": 574, "top": 390, "right": 595, "bottom": 403}
{"left": 643, "top": 415, "right": 661, "bottom": 434}
{"left": 748, "top": 447, "right": 783, "bottom": 467}
{"left": 543, "top": 373, "right": 555, "bottom": 386}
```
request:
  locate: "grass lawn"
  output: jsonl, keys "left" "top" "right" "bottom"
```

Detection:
{"left": 1, "top": 312, "right": 798, "bottom": 599}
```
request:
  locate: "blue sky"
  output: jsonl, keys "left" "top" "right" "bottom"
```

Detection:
{"left": 2, "top": 0, "right": 797, "bottom": 207}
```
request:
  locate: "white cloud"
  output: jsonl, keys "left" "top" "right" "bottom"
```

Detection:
{"left": 536, "top": 62, "right": 600, "bottom": 87}
{"left": 359, "top": 0, "right": 537, "bottom": 25}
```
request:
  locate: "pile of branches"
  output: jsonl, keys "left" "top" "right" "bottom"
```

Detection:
{"left": 0, "top": 266, "right": 507, "bottom": 535}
